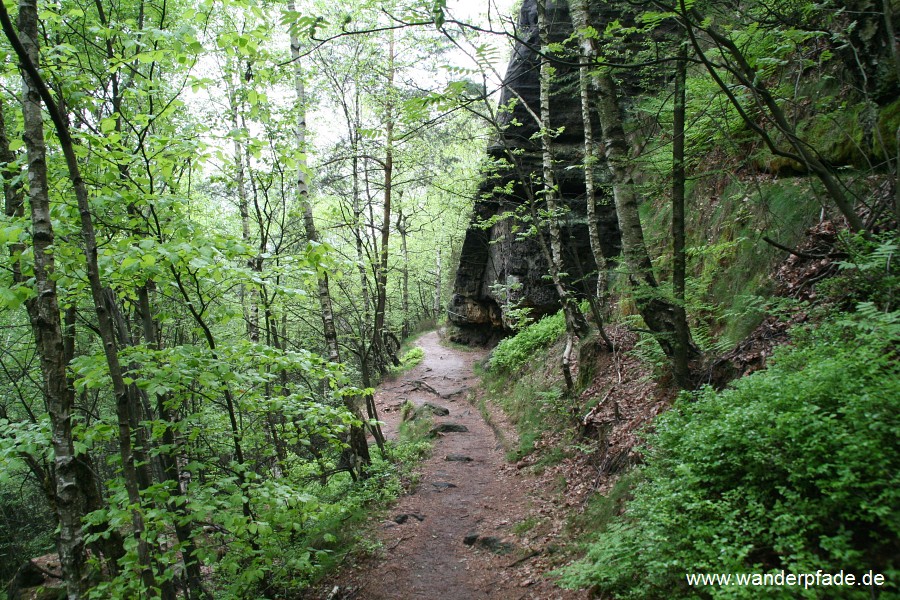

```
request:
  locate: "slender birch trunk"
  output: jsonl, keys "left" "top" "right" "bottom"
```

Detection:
{"left": 536, "top": 0, "right": 589, "bottom": 337}
{"left": 671, "top": 44, "right": 692, "bottom": 388}
{"left": 537, "top": 0, "right": 589, "bottom": 392}
{"left": 225, "top": 73, "right": 259, "bottom": 343}
{"left": 0, "top": 10, "right": 88, "bottom": 593}
{"left": 372, "top": 33, "right": 399, "bottom": 372}
{"left": 398, "top": 211, "right": 410, "bottom": 338}
{"left": 571, "top": 0, "right": 613, "bottom": 349}
{"left": 288, "top": 2, "right": 371, "bottom": 473}
{"left": 433, "top": 247, "right": 442, "bottom": 318}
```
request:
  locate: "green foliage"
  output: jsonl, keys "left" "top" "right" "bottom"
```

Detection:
{"left": 558, "top": 309, "right": 900, "bottom": 598}
{"left": 512, "top": 516, "right": 539, "bottom": 535}
{"left": 0, "top": 481, "right": 56, "bottom": 582}
{"left": 820, "top": 232, "right": 899, "bottom": 312}
{"left": 489, "top": 310, "right": 566, "bottom": 372}
{"left": 396, "top": 413, "right": 435, "bottom": 457}
{"left": 566, "top": 468, "right": 643, "bottom": 538}
{"left": 489, "top": 278, "right": 533, "bottom": 330}
{"left": 388, "top": 346, "right": 425, "bottom": 377}
{"left": 482, "top": 335, "right": 572, "bottom": 462}
{"left": 639, "top": 175, "right": 821, "bottom": 355}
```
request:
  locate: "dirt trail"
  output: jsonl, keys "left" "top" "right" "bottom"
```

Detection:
{"left": 322, "top": 331, "right": 586, "bottom": 600}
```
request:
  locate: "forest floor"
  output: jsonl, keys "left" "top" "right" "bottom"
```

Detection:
{"left": 316, "top": 330, "right": 588, "bottom": 600}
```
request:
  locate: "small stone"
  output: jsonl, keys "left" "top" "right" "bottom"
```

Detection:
{"left": 445, "top": 454, "right": 473, "bottom": 462}
{"left": 421, "top": 402, "right": 450, "bottom": 416}
{"left": 475, "top": 536, "right": 515, "bottom": 555}
{"left": 429, "top": 423, "right": 469, "bottom": 435}
{"left": 394, "top": 513, "right": 425, "bottom": 524}
{"left": 431, "top": 482, "right": 457, "bottom": 490}
{"left": 463, "top": 533, "right": 479, "bottom": 546}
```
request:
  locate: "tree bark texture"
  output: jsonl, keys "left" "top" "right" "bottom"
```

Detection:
{"left": 433, "top": 247, "right": 442, "bottom": 318}
{"left": 592, "top": 70, "right": 691, "bottom": 361}
{"left": 572, "top": 0, "right": 613, "bottom": 348}
{"left": 2, "top": 1, "right": 88, "bottom": 592}
{"left": 2, "top": 0, "right": 164, "bottom": 588}
{"left": 289, "top": 3, "right": 371, "bottom": 473}
{"left": 671, "top": 45, "right": 692, "bottom": 388}
{"left": 398, "top": 211, "right": 410, "bottom": 338}
{"left": 373, "top": 33, "right": 399, "bottom": 373}
{"left": 537, "top": 0, "right": 589, "bottom": 340}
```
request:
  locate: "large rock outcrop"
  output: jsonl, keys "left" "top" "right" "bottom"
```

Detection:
{"left": 449, "top": 0, "right": 621, "bottom": 344}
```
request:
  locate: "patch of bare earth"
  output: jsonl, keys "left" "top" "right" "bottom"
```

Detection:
{"left": 319, "top": 330, "right": 588, "bottom": 600}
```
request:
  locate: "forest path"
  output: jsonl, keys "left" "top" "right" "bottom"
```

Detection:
{"left": 320, "top": 330, "right": 585, "bottom": 600}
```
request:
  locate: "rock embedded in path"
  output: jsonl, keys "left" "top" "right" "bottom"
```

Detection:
{"left": 478, "top": 537, "right": 515, "bottom": 555}
{"left": 421, "top": 402, "right": 450, "bottom": 416}
{"left": 429, "top": 423, "right": 469, "bottom": 436}
{"left": 462, "top": 534, "right": 516, "bottom": 555}
{"left": 393, "top": 513, "right": 425, "bottom": 524}
{"left": 445, "top": 454, "right": 473, "bottom": 462}
{"left": 409, "top": 379, "right": 441, "bottom": 395}
{"left": 431, "top": 482, "right": 457, "bottom": 490}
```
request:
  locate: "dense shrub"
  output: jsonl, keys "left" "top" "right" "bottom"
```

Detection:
{"left": 388, "top": 346, "right": 425, "bottom": 377}
{"left": 489, "top": 310, "right": 565, "bottom": 372}
{"left": 559, "top": 309, "right": 899, "bottom": 599}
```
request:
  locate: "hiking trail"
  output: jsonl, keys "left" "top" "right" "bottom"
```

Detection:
{"left": 320, "top": 330, "right": 586, "bottom": 600}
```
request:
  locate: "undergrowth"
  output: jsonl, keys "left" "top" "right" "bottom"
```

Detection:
{"left": 480, "top": 311, "right": 573, "bottom": 461}
{"left": 387, "top": 346, "right": 425, "bottom": 377}
{"left": 489, "top": 310, "right": 565, "bottom": 372}
{"left": 231, "top": 427, "right": 430, "bottom": 597}
{"left": 557, "top": 306, "right": 899, "bottom": 599}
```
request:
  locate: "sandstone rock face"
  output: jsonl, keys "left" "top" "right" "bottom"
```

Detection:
{"left": 449, "top": 0, "right": 621, "bottom": 344}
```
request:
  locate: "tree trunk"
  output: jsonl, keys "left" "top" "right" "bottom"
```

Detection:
{"left": 671, "top": 45, "right": 692, "bottom": 388}
{"left": 352, "top": 114, "right": 372, "bottom": 322}
{"left": 95, "top": 11, "right": 204, "bottom": 583}
{"left": 136, "top": 285, "right": 208, "bottom": 599}
{"left": 225, "top": 73, "right": 259, "bottom": 343}
{"left": 169, "top": 266, "right": 259, "bottom": 547}
{"left": 880, "top": 0, "right": 900, "bottom": 224}
{"left": 289, "top": 3, "right": 370, "bottom": 474}
{"left": 592, "top": 69, "right": 694, "bottom": 361}
{"left": 398, "top": 211, "right": 410, "bottom": 338}
{"left": 572, "top": 0, "right": 613, "bottom": 349}
{"left": 0, "top": 7, "right": 89, "bottom": 592}
{"left": 2, "top": 1, "right": 161, "bottom": 588}
{"left": 537, "top": 0, "right": 589, "bottom": 392}
{"left": 433, "top": 247, "right": 442, "bottom": 318}
{"left": 373, "top": 33, "right": 398, "bottom": 372}
{"left": 537, "top": 0, "right": 589, "bottom": 342}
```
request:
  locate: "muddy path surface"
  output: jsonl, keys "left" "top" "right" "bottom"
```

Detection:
{"left": 319, "top": 331, "right": 586, "bottom": 600}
